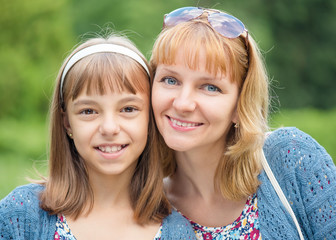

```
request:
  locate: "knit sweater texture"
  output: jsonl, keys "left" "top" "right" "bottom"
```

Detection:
{"left": 1, "top": 127, "right": 335, "bottom": 239}
{"left": 257, "top": 127, "right": 336, "bottom": 239}
{"left": 0, "top": 184, "right": 196, "bottom": 240}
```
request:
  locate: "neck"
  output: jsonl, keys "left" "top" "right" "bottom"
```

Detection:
{"left": 88, "top": 169, "right": 134, "bottom": 209}
{"left": 172, "top": 147, "right": 223, "bottom": 200}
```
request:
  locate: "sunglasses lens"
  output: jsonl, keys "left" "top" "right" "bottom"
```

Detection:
{"left": 164, "top": 7, "right": 203, "bottom": 27}
{"left": 208, "top": 12, "right": 245, "bottom": 38}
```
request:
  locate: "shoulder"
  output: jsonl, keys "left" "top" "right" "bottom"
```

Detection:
{"left": 0, "top": 184, "right": 57, "bottom": 238}
{"left": 263, "top": 127, "right": 333, "bottom": 171}
{"left": 265, "top": 127, "right": 321, "bottom": 152}
{"left": 0, "top": 183, "right": 45, "bottom": 218}
{"left": 162, "top": 209, "right": 189, "bottom": 224}
{"left": 1, "top": 183, "right": 44, "bottom": 204}
{"left": 161, "top": 210, "right": 196, "bottom": 240}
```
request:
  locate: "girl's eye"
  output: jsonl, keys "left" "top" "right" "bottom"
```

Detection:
{"left": 162, "top": 77, "right": 178, "bottom": 85}
{"left": 121, "top": 106, "right": 138, "bottom": 113}
{"left": 80, "top": 109, "right": 97, "bottom": 115}
{"left": 203, "top": 84, "right": 221, "bottom": 93}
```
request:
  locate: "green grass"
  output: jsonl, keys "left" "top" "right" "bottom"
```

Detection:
{"left": 0, "top": 108, "right": 335, "bottom": 199}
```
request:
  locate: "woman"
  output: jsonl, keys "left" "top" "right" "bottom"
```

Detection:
{"left": 150, "top": 6, "right": 336, "bottom": 239}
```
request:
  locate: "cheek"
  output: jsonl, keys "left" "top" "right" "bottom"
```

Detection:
{"left": 69, "top": 120, "right": 96, "bottom": 149}
{"left": 72, "top": 129, "right": 90, "bottom": 149}
{"left": 137, "top": 118, "right": 149, "bottom": 139}
{"left": 201, "top": 97, "right": 237, "bottom": 122}
{"left": 151, "top": 100, "right": 160, "bottom": 119}
{"left": 151, "top": 85, "right": 171, "bottom": 115}
{"left": 71, "top": 120, "right": 93, "bottom": 136}
{"left": 138, "top": 128, "right": 149, "bottom": 150}
{"left": 128, "top": 114, "right": 149, "bottom": 139}
{"left": 126, "top": 120, "right": 149, "bottom": 154}
{"left": 151, "top": 87, "right": 162, "bottom": 115}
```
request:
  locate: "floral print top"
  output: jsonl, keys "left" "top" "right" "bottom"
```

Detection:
{"left": 183, "top": 194, "right": 261, "bottom": 240}
{"left": 54, "top": 215, "right": 75, "bottom": 240}
{"left": 54, "top": 214, "right": 162, "bottom": 240}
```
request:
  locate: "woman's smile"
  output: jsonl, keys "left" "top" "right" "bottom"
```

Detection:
{"left": 168, "top": 116, "right": 203, "bottom": 131}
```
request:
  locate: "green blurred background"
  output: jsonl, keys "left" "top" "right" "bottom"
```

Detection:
{"left": 1, "top": 0, "right": 335, "bottom": 198}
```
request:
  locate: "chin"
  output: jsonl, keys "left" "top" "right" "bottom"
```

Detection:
{"left": 166, "top": 141, "right": 190, "bottom": 152}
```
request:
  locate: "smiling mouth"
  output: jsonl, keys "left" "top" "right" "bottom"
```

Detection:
{"left": 168, "top": 116, "right": 203, "bottom": 128}
{"left": 97, "top": 144, "right": 128, "bottom": 153}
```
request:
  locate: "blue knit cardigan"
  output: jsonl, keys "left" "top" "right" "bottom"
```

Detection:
{"left": 0, "top": 185, "right": 196, "bottom": 240}
{"left": 1, "top": 127, "right": 335, "bottom": 239}
{"left": 258, "top": 127, "right": 336, "bottom": 239}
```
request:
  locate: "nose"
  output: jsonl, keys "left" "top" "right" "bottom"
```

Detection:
{"left": 99, "top": 114, "right": 120, "bottom": 136}
{"left": 172, "top": 87, "right": 196, "bottom": 113}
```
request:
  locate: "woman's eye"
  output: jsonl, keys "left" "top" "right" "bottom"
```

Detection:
{"left": 162, "top": 77, "right": 178, "bottom": 85}
{"left": 203, "top": 84, "right": 221, "bottom": 93}
{"left": 121, "top": 106, "right": 138, "bottom": 113}
{"left": 80, "top": 109, "right": 96, "bottom": 115}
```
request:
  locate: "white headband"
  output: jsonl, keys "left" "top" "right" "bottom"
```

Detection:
{"left": 60, "top": 43, "right": 150, "bottom": 101}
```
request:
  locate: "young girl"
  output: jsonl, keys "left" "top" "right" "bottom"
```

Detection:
{"left": 0, "top": 34, "right": 196, "bottom": 239}
{"left": 150, "top": 6, "right": 336, "bottom": 239}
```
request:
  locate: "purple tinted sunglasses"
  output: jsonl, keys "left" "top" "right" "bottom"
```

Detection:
{"left": 163, "top": 7, "right": 248, "bottom": 48}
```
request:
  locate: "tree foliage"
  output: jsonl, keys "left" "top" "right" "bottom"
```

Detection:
{"left": 263, "top": 0, "right": 336, "bottom": 108}
{"left": 0, "top": 0, "right": 75, "bottom": 119}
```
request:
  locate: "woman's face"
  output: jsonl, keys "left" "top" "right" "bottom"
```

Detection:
{"left": 152, "top": 49, "right": 239, "bottom": 153}
{"left": 63, "top": 88, "right": 149, "bottom": 179}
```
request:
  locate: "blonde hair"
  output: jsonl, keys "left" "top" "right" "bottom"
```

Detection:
{"left": 39, "top": 34, "right": 170, "bottom": 223}
{"left": 150, "top": 19, "right": 269, "bottom": 200}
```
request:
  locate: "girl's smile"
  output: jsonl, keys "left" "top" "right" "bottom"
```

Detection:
{"left": 95, "top": 144, "right": 128, "bottom": 160}
{"left": 97, "top": 144, "right": 127, "bottom": 153}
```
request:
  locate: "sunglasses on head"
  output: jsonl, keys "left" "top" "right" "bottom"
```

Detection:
{"left": 163, "top": 6, "right": 248, "bottom": 47}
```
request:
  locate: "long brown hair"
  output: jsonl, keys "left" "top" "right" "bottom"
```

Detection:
{"left": 150, "top": 19, "right": 269, "bottom": 200}
{"left": 39, "top": 33, "right": 170, "bottom": 223}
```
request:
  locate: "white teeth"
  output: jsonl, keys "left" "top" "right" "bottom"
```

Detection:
{"left": 98, "top": 145, "right": 122, "bottom": 153}
{"left": 171, "top": 118, "right": 198, "bottom": 127}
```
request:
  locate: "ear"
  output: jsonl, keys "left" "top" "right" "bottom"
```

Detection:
{"left": 62, "top": 110, "right": 72, "bottom": 135}
{"left": 232, "top": 107, "right": 239, "bottom": 124}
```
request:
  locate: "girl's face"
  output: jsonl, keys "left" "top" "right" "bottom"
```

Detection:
{"left": 152, "top": 49, "right": 239, "bottom": 154}
{"left": 64, "top": 89, "right": 149, "bottom": 178}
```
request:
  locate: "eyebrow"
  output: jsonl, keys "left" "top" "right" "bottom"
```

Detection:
{"left": 160, "top": 67, "right": 179, "bottom": 76}
{"left": 160, "top": 66, "right": 223, "bottom": 82}
{"left": 118, "top": 96, "right": 146, "bottom": 104}
{"left": 73, "top": 99, "right": 97, "bottom": 107}
{"left": 72, "top": 95, "right": 146, "bottom": 107}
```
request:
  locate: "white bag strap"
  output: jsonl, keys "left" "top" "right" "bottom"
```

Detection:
{"left": 261, "top": 150, "right": 305, "bottom": 240}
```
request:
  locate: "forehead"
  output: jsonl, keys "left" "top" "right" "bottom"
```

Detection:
{"left": 166, "top": 44, "right": 229, "bottom": 80}
{"left": 154, "top": 23, "right": 231, "bottom": 78}
{"left": 174, "top": 46, "right": 208, "bottom": 71}
{"left": 64, "top": 53, "right": 150, "bottom": 103}
{"left": 72, "top": 89, "right": 149, "bottom": 103}
{"left": 66, "top": 87, "right": 150, "bottom": 113}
